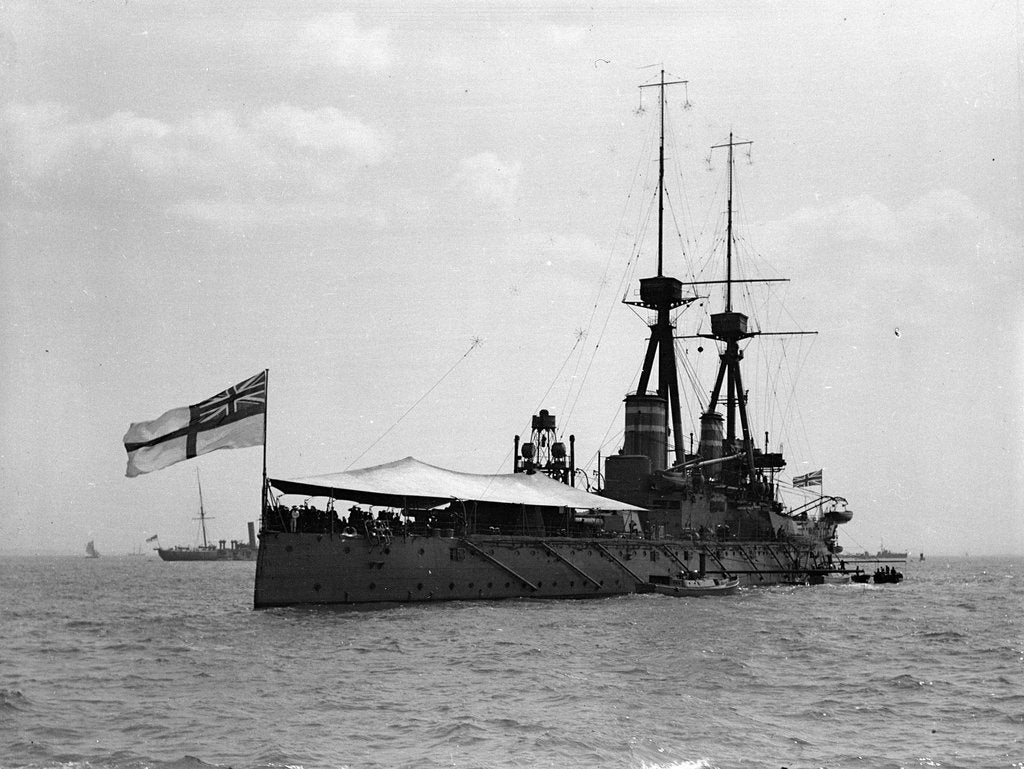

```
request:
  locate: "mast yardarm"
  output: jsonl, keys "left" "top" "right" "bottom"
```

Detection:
{"left": 687, "top": 134, "right": 814, "bottom": 485}
{"left": 627, "top": 70, "right": 697, "bottom": 467}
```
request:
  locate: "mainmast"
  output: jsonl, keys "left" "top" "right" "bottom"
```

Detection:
{"left": 703, "top": 134, "right": 757, "bottom": 478}
{"left": 687, "top": 133, "right": 809, "bottom": 486}
{"left": 714, "top": 134, "right": 750, "bottom": 451}
{"left": 195, "top": 468, "right": 209, "bottom": 548}
{"left": 625, "top": 70, "right": 696, "bottom": 468}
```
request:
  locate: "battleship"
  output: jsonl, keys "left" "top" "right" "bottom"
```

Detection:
{"left": 157, "top": 470, "right": 257, "bottom": 562}
{"left": 253, "top": 74, "right": 856, "bottom": 607}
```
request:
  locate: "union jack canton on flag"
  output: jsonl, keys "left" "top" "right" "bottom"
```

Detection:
{"left": 793, "top": 469, "right": 823, "bottom": 488}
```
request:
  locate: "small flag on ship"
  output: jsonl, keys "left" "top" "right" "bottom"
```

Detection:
{"left": 123, "top": 371, "right": 267, "bottom": 478}
{"left": 145, "top": 534, "right": 159, "bottom": 543}
{"left": 793, "top": 469, "right": 823, "bottom": 487}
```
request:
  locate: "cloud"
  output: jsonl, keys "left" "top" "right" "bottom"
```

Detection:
{"left": 251, "top": 104, "right": 387, "bottom": 162}
{"left": 166, "top": 199, "right": 387, "bottom": 230}
{"left": 291, "top": 13, "right": 392, "bottom": 71}
{"left": 787, "top": 190, "right": 994, "bottom": 253}
{"left": 763, "top": 188, "right": 1020, "bottom": 342}
{"left": 450, "top": 153, "right": 521, "bottom": 211}
{"left": 543, "top": 25, "right": 589, "bottom": 46}
{"left": 3, "top": 102, "right": 388, "bottom": 222}
{"left": 778, "top": 190, "right": 1016, "bottom": 286}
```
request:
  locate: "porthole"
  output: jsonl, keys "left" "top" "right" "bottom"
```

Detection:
{"left": 487, "top": 582, "right": 493, "bottom": 588}
{"left": 313, "top": 583, "right": 321, "bottom": 592}
{"left": 505, "top": 582, "right": 510, "bottom": 588}
{"left": 449, "top": 582, "right": 455, "bottom": 590}
{"left": 344, "top": 546, "right": 351, "bottom": 554}
{"left": 383, "top": 547, "right": 390, "bottom": 554}
{"left": 469, "top": 582, "right": 474, "bottom": 588}
{"left": 570, "top": 581, "right": 575, "bottom": 587}
{"left": 417, "top": 583, "right": 423, "bottom": 590}
{"left": 419, "top": 548, "right": 425, "bottom": 555}
{"left": 285, "top": 545, "right": 293, "bottom": 553}
{"left": 369, "top": 582, "right": 376, "bottom": 590}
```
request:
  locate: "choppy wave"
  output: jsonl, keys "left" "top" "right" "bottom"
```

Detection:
{"left": 0, "top": 555, "right": 1019, "bottom": 769}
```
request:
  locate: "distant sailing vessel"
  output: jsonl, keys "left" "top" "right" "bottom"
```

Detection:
{"left": 157, "top": 471, "right": 257, "bottom": 562}
{"left": 85, "top": 540, "right": 100, "bottom": 559}
{"left": 252, "top": 73, "right": 860, "bottom": 608}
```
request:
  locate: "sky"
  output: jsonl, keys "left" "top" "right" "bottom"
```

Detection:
{"left": 1, "top": 1, "right": 1021, "bottom": 557}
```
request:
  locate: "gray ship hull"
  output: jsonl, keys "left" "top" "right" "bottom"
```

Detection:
{"left": 158, "top": 546, "right": 257, "bottom": 562}
{"left": 253, "top": 530, "right": 819, "bottom": 607}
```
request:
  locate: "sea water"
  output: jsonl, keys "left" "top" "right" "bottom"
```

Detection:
{"left": 0, "top": 554, "right": 1019, "bottom": 769}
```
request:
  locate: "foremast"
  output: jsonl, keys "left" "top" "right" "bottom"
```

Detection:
{"left": 624, "top": 70, "right": 697, "bottom": 468}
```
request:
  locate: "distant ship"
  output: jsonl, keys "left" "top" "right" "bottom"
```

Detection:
{"left": 85, "top": 540, "right": 100, "bottom": 559}
{"left": 157, "top": 470, "right": 257, "bottom": 562}
{"left": 253, "top": 73, "right": 862, "bottom": 608}
{"left": 844, "top": 546, "right": 908, "bottom": 563}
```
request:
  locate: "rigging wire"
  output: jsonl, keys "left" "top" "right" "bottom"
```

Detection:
{"left": 557, "top": 329, "right": 589, "bottom": 427}
{"left": 722, "top": 161, "right": 822, "bottom": 470}
{"left": 580, "top": 357, "right": 644, "bottom": 472}
{"left": 673, "top": 335, "right": 701, "bottom": 439}
{"left": 521, "top": 329, "right": 585, "bottom": 442}
{"left": 772, "top": 334, "right": 819, "bottom": 469}
{"left": 559, "top": 109, "right": 663, "bottom": 434}
{"left": 344, "top": 339, "right": 482, "bottom": 471}
{"left": 581, "top": 410, "right": 625, "bottom": 474}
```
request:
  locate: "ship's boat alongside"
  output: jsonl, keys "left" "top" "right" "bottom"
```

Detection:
{"left": 253, "top": 73, "right": 858, "bottom": 608}
{"left": 872, "top": 566, "right": 904, "bottom": 584}
{"left": 650, "top": 573, "right": 740, "bottom": 598}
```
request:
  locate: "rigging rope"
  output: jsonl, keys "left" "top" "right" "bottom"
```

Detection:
{"left": 554, "top": 117, "right": 656, "bottom": 440}
{"left": 344, "top": 339, "right": 482, "bottom": 471}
